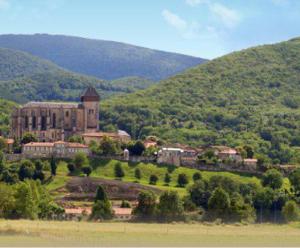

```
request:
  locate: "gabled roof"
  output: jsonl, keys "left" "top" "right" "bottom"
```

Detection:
{"left": 81, "top": 87, "right": 99, "bottom": 98}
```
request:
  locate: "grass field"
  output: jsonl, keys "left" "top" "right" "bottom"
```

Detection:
{"left": 1, "top": 220, "right": 300, "bottom": 246}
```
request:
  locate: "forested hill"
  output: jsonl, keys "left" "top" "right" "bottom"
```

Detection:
{"left": 100, "top": 37, "right": 300, "bottom": 164}
{"left": 0, "top": 48, "right": 155, "bottom": 103}
{"left": 0, "top": 98, "right": 17, "bottom": 135}
{"left": 0, "top": 34, "right": 207, "bottom": 81}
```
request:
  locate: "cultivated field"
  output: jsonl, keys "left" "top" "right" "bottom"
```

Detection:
{"left": 1, "top": 220, "right": 300, "bottom": 247}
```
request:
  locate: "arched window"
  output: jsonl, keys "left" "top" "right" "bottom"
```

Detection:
{"left": 65, "top": 111, "right": 69, "bottom": 117}
{"left": 32, "top": 116, "right": 37, "bottom": 129}
{"left": 41, "top": 116, "right": 47, "bottom": 131}
{"left": 52, "top": 113, "right": 56, "bottom": 128}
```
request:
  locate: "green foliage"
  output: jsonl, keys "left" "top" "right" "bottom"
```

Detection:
{"left": 177, "top": 173, "right": 189, "bottom": 187}
{"left": 289, "top": 168, "right": 300, "bottom": 193}
{"left": 73, "top": 152, "right": 88, "bottom": 169}
{"left": 0, "top": 137, "right": 6, "bottom": 151}
{"left": 282, "top": 200, "right": 300, "bottom": 222}
{"left": 95, "top": 185, "right": 108, "bottom": 202}
{"left": 82, "top": 166, "right": 92, "bottom": 177}
{"left": 114, "top": 162, "right": 125, "bottom": 178}
{"left": 149, "top": 174, "right": 158, "bottom": 185}
{"left": 90, "top": 200, "right": 114, "bottom": 220}
{"left": 133, "top": 191, "right": 157, "bottom": 220}
{"left": 262, "top": 169, "right": 283, "bottom": 190}
{"left": 100, "top": 38, "right": 300, "bottom": 164}
{"left": 91, "top": 185, "right": 113, "bottom": 220}
{"left": 164, "top": 173, "right": 171, "bottom": 185}
{"left": 21, "top": 133, "right": 37, "bottom": 145}
{"left": 134, "top": 168, "right": 141, "bottom": 180}
{"left": 207, "top": 187, "right": 231, "bottom": 220}
{"left": 18, "top": 160, "right": 35, "bottom": 181}
{"left": 127, "top": 140, "right": 145, "bottom": 156}
{"left": 157, "top": 191, "right": 184, "bottom": 222}
{"left": 67, "top": 163, "right": 75, "bottom": 173}
{"left": 193, "top": 172, "right": 202, "bottom": 182}
{"left": 120, "top": 200, "right": 131, "bottom": 208}
{"left": 189, "top": 179, "right": 210, "bottom": 209}
{"left": 68, "top": 135, "right": 84, "bottom": 144}
{"left": 50, "top": 157, "right": 57, "bottom": 176}
{"left": 98, "top": 136, "right": 121, "bottom": 156}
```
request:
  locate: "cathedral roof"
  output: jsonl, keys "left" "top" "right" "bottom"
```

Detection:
{"left": 81, "top": 87, "right": 100, "bottom": 98}
{"left": 23, "top": 102, "right": 78, "bottom": 109}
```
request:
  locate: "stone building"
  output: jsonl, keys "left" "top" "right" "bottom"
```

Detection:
{"left": 10, "top": 87, "right": 100, "bottom": 142}
{"left": 82, "top": 130, "right": 131, "bottom": 145}
{"left": 22, "top": 141, "right": 90, "bottom": 158}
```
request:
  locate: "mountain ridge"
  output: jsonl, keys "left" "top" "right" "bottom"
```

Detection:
{"left": 0, "top": 33, "right": 207, "bottom": 81}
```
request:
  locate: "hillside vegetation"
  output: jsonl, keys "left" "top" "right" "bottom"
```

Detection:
{"left": 100, "top": 37, "right": 300, "bottom": 164}
{"left": 0, "top": 48, "right": 154, "bottom": 103}
{"left": 0, "top": 98, "right": 17, "bottom": 135}
{"left": 0, "top": 34, "right": 207, "bottom": 81}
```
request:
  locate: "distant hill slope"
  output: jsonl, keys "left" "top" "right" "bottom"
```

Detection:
{"left": 0, "top": 98, "right": 17, "bottom": 135}
{"left": 0, "top": 48, "right": 154, "bottom": 103}
{"left": 0, "top": 34, "right": 207, "bottom": 81}
{"left": 100, "top": 37, "right": 300, "bottom": 164}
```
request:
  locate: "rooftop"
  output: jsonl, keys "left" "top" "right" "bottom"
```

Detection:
{"left": 23, "top": 102, "right": 78, "bottom": 109}
{"left": 24, "top": 141, "right": 88, "bottom": 148}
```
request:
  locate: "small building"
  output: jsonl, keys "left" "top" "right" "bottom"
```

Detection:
{"left": 213, "top": 146, "right": 242, "bottom": 163}
{"left": 143, "top": 140, "right": 157, "bottom": 149}
{"left": 243, "top": 158, "right": 258, "bottom": 169}
{"left": 114, "top": 207, "right": 132, "bottom": 221}
{"left": 0, "top": 136, "right": 14, "bottom": 153}
{"left": 157, "top": 147, "right": 184, "bottom": 166}
{"left": 22, "top": 141, "right": 90, "bottom": 158}
{"left": 82, "top": 130, "right": 131, "bottom": 145}
{"left": 123, "top": 148, "right": 130, "bottom": 161}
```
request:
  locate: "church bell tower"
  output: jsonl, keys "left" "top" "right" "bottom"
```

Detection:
{"left": 80, "top": 86, "right": 100, "bottom": 132}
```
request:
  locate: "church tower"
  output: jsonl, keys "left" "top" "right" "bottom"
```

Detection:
{"left": 80, "top": 86, "right": 100, "bottom": 132}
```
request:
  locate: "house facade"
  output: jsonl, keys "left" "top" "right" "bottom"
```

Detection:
{"left": 22, "top": 141, "right": 90, "bottom": 158}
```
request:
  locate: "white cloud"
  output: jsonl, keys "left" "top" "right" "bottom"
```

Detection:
{"left": 162, "top": 9, "right": 187, "bottom": 31}
{"left": 209, "top": 3, "right": 240, "bottom": 28}
{"left": 185, "top": 0, "right": 209, "bottom": 7}
{"left": 0, "top": 0, "right": 9, "bottom": 10}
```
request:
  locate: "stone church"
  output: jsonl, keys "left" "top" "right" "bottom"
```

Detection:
{"left": 10, "top": 87, "right": 100, "bottom": 142}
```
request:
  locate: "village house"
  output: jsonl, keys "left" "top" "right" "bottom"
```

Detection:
{"left": 243, "top": 158, "right": 258, "bottom": 169}
{"left": 157, "top": 147, "right": 184, "bottom": 166}
{"left": 213, "top": 146, "right": 243, "bottom": 163}
{"left": 22, "top": 141, "right": 90, "bottom": 158}
{"left": 0, "top": 136, "right": 14, "bottom": 153}
{"left": 82, "top": 130, "right": 131, "bottom": 145}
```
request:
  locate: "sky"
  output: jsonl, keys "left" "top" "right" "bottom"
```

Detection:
{"left": 0, "top": 0, "right": 300, "bottom": 59}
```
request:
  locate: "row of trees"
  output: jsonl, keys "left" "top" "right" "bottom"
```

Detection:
{"left": 0, "top": 180, "right": 64, "bottom": 219}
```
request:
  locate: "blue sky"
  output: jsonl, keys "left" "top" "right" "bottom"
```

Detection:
{"left": 0, "top": 0, "right": 300, "bottom": 59}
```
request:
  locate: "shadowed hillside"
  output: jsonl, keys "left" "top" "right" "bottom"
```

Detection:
{"left": 0, "top": 34, "right": 207, "bottom": 81}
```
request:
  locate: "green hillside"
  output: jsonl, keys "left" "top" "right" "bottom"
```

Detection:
{"left": 0, "top": 48, "right": 154, "bottom": 103}
{"left": 0, "top": 98, "right": 18, "bottom": 135}
{"left": 100, "top": 37, "right": 300, "bottom": 164}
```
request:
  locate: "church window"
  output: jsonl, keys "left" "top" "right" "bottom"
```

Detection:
{"left": 66, "top": 111, "right": 69, "bottom": 117}
{"left": 41, "top": 116, "right": 47, "bottom": 131}
{"left": 89, "top": 109, "right": 94, "bottom": 115}
{"left": 32, "top": 116, "right": 37, "bottom": 130}
{"left": 25, "top": 116, "right": 29, "bottom": 128}
{"left": 52, "top": 113, "right": 56, "bottom": 128}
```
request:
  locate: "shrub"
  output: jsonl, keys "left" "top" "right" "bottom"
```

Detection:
{"left": 82, "top": 166, "right": 92, "bottom": 177}
{"left": 164, "top": 173, "right": 171, "bottom": 185}
{"left": 262, "top": 169, "right": 283, "bottom": 190}
{"left": 149, "top": 174, "right": 158, "bottom": 185}
{"left": 133, "top": 191, "right": 156, "bottom": 220}
{"left": 193, "top": 172, "right": 202, "bottom": 182}
{"left": 120, "top": 200, "right": 131, "bottom": 208}
{"left": 134, "top": 168, "right": 141, "bottom": 180}
{"left": 114, "top": 162, "right": 125, "bottom": 179}
{"left": 67, "top": 163, "right": 75, "bottom": 173}
{"left": 177, "top": 173, "right": 189, "bottom": 187}
{"left": 282, "top": 200, "right": 300, "bottom": 223}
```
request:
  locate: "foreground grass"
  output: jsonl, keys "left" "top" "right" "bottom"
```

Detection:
{"left": 1, "top": 220, "right": 300, "bottom": 247}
